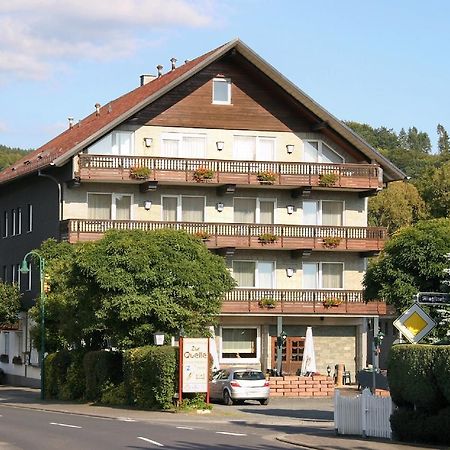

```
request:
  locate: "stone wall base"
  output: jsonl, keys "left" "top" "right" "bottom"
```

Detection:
{"left": 269, "top": 375, "right": 334, "bottom": 397}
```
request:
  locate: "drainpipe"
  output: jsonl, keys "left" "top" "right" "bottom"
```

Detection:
{"left": 38, "top": 170, "right": 63, "bottom": 221}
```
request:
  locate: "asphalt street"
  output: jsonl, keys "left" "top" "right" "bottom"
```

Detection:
{"left": 0, "top": 405, "right": 297, "bottom": 449}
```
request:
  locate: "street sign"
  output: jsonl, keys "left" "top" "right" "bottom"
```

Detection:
{"left": 393, "top": 303, "right": 436, "bottom": 344}
{"left": 416, "top": 292, "right": 450, "bottom": 306}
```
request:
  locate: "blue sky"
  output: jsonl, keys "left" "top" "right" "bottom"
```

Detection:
{"left": 1, "top": 0, "right": 449, "bottom": 150}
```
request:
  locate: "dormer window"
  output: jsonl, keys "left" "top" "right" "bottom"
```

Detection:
{"left": 212, "top": 78, "right": 231, "bottom": 104}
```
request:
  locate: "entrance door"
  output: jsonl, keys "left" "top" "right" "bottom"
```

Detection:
{"left": 271, "top": 337, "right": 305, "bottom": 375}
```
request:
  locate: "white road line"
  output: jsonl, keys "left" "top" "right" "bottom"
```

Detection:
{"left": 137, "top": 436, "right": 164, "bottom": 447}
{"left": 216, "top": 431, "right": 247, "bottom": 436}
{"left": 176, "top": 426, "right": 195, "bottom": 430}
{"left": 118, "top": 417, "right": 136, "bottom": 422}
{"left": 50, "top": 422, "right": 82, "bottom": 429}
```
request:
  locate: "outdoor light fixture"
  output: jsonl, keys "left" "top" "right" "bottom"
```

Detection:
{"left": 216, "top": 202, "right": 224, "bottom": 212}
{"left": 286, "top": 205, "right": 294, "bottom": 215}
{"left": 144, "top": 200, "right": 152, "bottom": 210}
{"left": 286, "top": 267, "right": 295, "bottom": 278}
{"left": 327, "top": 365, "right": 332, "bottom": 377}
{"left": 216, "top": 141, "right": 224, "bottom": 151}
{"left": 144, "top": 137, "right": 153, "bottom": 147}
{"left": 153, "top": 331, "right": 165, "bottom": 346}
{"left": 286, "top": 144, "right": 294, "bottom": 154}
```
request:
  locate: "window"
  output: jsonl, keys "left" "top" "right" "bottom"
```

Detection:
{"left": 27, "top": 204, "right": 33, "bottom": 232}
{"left": 161, "top": 196, "right": 205, "bottom": 222}
{"left": 233, "top": 135, "right": 275, "bottom": 161}
{"left": 87, "top": 193, "right": 132, "bottom": 220}
{"left": 232, "top": 260, "right": 275, "bottom": 288}
{"left": 221, "top": 328, "right": 257, "bottom": 359}
{"left": 2, "top": 211, "right": 7, "bottom": 237}
{"left": 11, "top": 265, "right": 16, "bottom": 284}
{"left": 302, "top": 262, "right": 344, "bottom": 289}
{"left": 17, "top": 208, "right": 22, "bottom": 235}
{"left": 212, "top": 78, "right": 231, "bottom": 104}
{"left": 302, "top": 200, "right": 344, "bottom": 226}
{"left": 87, "top": 130, "right": 134, "bottom": 155}
{"left": 161, "top": 133, "right": 206, "bottom": 159}
{"left": 304, "top": 140, "right": 344, "bottom": 164}
{"left": 11, "top": 209, "right": 16, "bottom": 236}
{"left": 3, "top": 332, "right": 10, "bottom": 355}
{"left": 233, "top": 198, "right": 275, "bottom": 224}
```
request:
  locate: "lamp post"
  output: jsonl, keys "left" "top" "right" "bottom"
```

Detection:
{"left": 371, "top": 328, "right": 385, "bottom": 394}
{"left": 20, "top": 251, "right": 46, "bottom": 400}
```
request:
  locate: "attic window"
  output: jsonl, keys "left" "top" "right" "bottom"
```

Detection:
{"left": 212, "top": 78, "right": 231, "bottom": 105}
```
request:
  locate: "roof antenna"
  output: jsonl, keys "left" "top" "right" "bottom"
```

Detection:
{"left": 95, "top": 103, "right": 101, "bottom": 116}
{"left": 68, "top": 117, "right": 74, "bottom": 129}
{"left": 157, "top": 65, "right": 163, "bottom": 77}
{"left": 170, "top": 58, "right": 177, "bottom": 70}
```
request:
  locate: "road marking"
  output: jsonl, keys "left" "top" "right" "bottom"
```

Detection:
{"left": 176, "top": 426, "right": 195, "bottom": 430}
{"left": 216, "top": 431, "right": 247, "bottom": 436}
{"left": 137, "top": 436, "right": 164, "bottom": 447}
{"left": 118, "top": 417, "right": 136, "bottom": 422}
{"left": 50, "top": 422, "right": 82, "bottom": 429}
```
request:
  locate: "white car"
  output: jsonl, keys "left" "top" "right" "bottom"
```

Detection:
{"left": 210, "top": 368, "right": 270, "bottom": 405}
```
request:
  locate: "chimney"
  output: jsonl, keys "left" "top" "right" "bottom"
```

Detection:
{"left": 140, "top": 74, "right": 157, "bottom": 86}
{"left": 157, "top": 65, "right": 163, "bottom": 77}
{"left": 170, "top": 57, "right": 177, "bottom": 70}
{"left": 95, "top": 103, "right": 101, "bottom": 116}
{"left": 68, "top": 117, "right": 74, "bottom": 129}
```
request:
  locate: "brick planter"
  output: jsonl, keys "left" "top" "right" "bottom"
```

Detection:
{"left": 269, "top": 375, "right": 334, "bottom": 397}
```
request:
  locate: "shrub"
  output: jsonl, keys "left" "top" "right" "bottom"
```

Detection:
{"left": 318, "top": 173, "right": 338, "bottom": 187}
{"left": 83, "top": 351, "right": 123, "bottom": 402}
{"left": 124, "top": 345, "right": 177, "bottom": 410}
{"left": 100, "top": 382, "right": 127, "bottom": 406}
{"left": 44, "top": 350, "right": 73, "bottom": 399}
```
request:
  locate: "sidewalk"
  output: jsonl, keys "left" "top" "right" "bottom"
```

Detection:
{"left": 0, "top": 386, "right": 444, "bottom": 450}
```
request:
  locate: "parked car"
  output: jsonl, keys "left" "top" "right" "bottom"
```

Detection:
{"left": 209, "top": 368, "right": 270, "bottom": 405}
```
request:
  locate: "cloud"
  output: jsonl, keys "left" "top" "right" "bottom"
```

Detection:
{"left": 0, "top": 0, "right": 216, "bottom": 80}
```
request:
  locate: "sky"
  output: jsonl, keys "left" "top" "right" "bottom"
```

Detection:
{"left": 0, "top": 0, "right": 449, "bottom": 151}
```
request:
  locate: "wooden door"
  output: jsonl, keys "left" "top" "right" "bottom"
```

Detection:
{"left": 271, "top": 337, "right": 305, "bottom": 375}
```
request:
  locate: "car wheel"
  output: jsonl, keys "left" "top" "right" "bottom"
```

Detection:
{"left": 223, "top": 390, "right": 233, "bottom": 406}
{"left": 259, "top": 398, "right": 269, "bottom": 405}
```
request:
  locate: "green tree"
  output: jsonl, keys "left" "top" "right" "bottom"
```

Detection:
{"left": 0, "top": 281, "right": 21, "bottom": 325}
{"left": 0, "top": 144, "right": 31, "bottom": 170}
{"left": 417, "top": 162, "right": 450, "bottom": 218}
{"left": 344, "top": 121, "right": 399, "bottom": 152}
{"left": 31, "top": 230, "right": 235, "bottom": 351}
{"left": 364, "top": 219, "right": 450, "bottom": 339}
{"left": 368, "top": 181, "right": 427, "bottom": 234}
{"left": 437, "top": 123, "right": 450, "bottom": 157}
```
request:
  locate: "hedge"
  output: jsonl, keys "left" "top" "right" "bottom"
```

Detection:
{"left": 83, "top": 351, "right": 123, "bottom": 401}
{"left": 124, "top": 345, "right": 176, "bottom": 409}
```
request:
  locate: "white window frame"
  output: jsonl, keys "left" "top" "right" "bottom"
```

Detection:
{"left": 87, "top": 130, "right": 135, "bottom": 155}
{"left": 302, "top": 200, "right": 345, "bottom": 226}
{"left": 17, "top": 207, "right": 22, "bottom": 235}
{"left": 27, "top": 204, "right": 33, "bottom": 233}
{"left": 304, "top": 140, "right": 344, "bottom": 163}
{"left": 11, "top": 265, "right": 16, "bottom": 284}
{"left": 232, "top": 135, "right": 276, "bottom": 161}
{"left": 3, "top": 332, "right": 10, "bottom": 355}
{"left": 302, "top": 261, "right": 344, "bottom": 290}
{"left": 160, "top": 132, "right": 207, "bottom": 158}
{"left": 212, "top": 77, "right": 231, "bottom": 105}
{"left": 87, "top": 192, "right": 134, "bottom": 220}
{"left": 11, "top": 209, "right": 16, "bottom": 236}
{"left": 232, "top": 260, "right": 276, "bottom": 288}
{"left": 219, "top": 325, "right": 261, "bottom": 365}
{"left": 233, "top": 197, "right": 277, "bottom": 224}
{"left": 161, "top": 195, "right": 206, "bottom": 222}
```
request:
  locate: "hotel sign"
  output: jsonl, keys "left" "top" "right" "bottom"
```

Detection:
{"left": 182, "top": 338, "right": 209, "bottom": 393}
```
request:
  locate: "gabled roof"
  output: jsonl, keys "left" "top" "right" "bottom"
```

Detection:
{"left": 0, "top": 38, "right": 406, "bottom": 184}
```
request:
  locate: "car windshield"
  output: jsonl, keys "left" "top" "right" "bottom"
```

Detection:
{"left": 233, "top": 371, "right": 265, "bottom": 381}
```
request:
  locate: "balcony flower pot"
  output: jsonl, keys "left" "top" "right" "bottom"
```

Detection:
{"left": 256, "top": 171, "right": 276, "bottom": 184}
{"left": 129, "top": 166, "right": 151, "bottom": 180}
{"left": 322, "top": 297, "right": 342, "bottom": 308}
{"left": 194, "top": 230, "right": 211, "bottom": 241}
{"left": 193, "top": 167, "right": 214, "bottom": 182}
{"left": 318, "top": 173, "right": 338, "bottom": 187}
{"left": 258, "top": 297, "right": 277, "bottom": 309}
{"left": 12, "top": 355, "right": 22, "bottom": 365}
{"left": 322, "top": 236, "right": 342, "bottom": 249}
{"left": 258, "top": 233, "right": 278, "bottom": 244}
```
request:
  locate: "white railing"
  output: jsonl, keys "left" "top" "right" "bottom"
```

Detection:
{"left": 334, "top": 388, "right": 393, "bottom": 439}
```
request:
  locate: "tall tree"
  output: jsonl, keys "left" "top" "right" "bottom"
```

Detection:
{"left": 437, "top": 123, "right": 450, "bottom": 156}
{"left": 0, "top": 144, "right": 31, "bottom": 170}
{"left": 405, "top": 126, "right": 431, "bottom": 154}
{"left": 0, "top": 281, "right": 21, "bottom": 325}
{"left": 417, "top": 162, "right": 450, "bottom": 218}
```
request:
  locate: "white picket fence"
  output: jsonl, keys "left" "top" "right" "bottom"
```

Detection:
{"left": 334, "top": 388, "right": 393, "bottom": 439}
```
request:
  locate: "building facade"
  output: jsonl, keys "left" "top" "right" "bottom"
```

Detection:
{"left": 0, "top": 39, "right": 404, "bottom": 386}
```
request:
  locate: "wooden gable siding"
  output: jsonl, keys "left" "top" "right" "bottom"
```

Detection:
{"left": 129, "top": 54, "right": 315, "bottom": 132}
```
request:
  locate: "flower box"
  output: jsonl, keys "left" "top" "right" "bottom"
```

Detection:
{"left": 129, "top": 166, "right": 151, "bottom": 180}
{"left": 258, "top": 233, "right": 278, "bottom": 244}
{"left": 193, "top": 167, "right": 214, "bottom": 182}
{"left": 322, "top": 236, "right": 342, "bottom": 249}
{"left": 256, "top": 171, "right": 276, "bottom": 184}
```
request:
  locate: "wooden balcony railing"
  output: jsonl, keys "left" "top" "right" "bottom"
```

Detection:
{"left": 60, "top": 219, "right": 387, "bottom": 251}
{"left": 77, "top": 154, "right": 383, "bottom": 190}
{"left": 222, "top": 289, "right": 391, "bottom": 315}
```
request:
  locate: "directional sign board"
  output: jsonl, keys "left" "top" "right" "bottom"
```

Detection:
{"left": 393, "top": 303, "right": 436, "bottom": 344}
{"left": 416, "top": 292, "right": 450, "bottom": 306}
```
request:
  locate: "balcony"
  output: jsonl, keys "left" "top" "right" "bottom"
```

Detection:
{"left": 222, "top": 289, "right": 392, "bottom": 316}
{"left": 60, "top": 219, "right": 387, "bottom": 252}
{"left": 77, "top": 154, "right": 383, "bottom": 190}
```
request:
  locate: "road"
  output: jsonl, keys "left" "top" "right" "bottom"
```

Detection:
{"left": 0, "top": 405, "right": 299, "bottom": 449}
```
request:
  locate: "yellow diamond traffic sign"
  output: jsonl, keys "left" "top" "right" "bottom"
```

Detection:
{"left": 393, "top": 303, "right": 436, "bottom": 344}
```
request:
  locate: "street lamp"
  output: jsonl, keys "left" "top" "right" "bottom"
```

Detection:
{"left": 20, "top": 251, "right": 46, "bottom": 400}
{"left": 371, "top": 328, "right": 385, "bottom": 394}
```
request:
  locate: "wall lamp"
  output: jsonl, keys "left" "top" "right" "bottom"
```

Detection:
{"left": 216, "top": 202, "right": 224, "bottom": 212}
{"left": 153, "top": 331, "right": 165, "bottom": 346}
{"left": 144, "top": 200, "right": 152, "bottom": 210}
{"left": 144, "top": 137, "right": 153, "bottom": 147}
{"left": 286, "top": 267, "right": 295, "bottom": 278}
{"left": 216, "top": 141, "right": 224, "bottom": 151}
{"left": 286, "top": 144, "right": 294, "bottom": 154}
{"left": 286, "top": 205, "right": 295, "bottom": 215}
